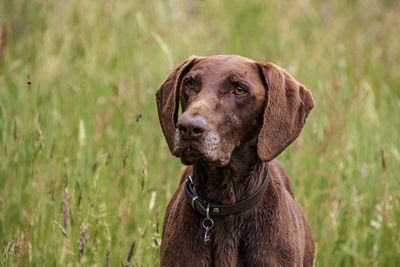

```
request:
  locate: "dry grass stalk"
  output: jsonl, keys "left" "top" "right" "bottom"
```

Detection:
{"left": 78, "top": 224, "right": 89, "bottom": 266}
{"left": 53, "top": 220, "right": 68, "bottom": 238}
{"left": 17, "top": 234, "right": 29, "bottom": 266}
{"left": 105, "top": 246, "right": 111, "bottom": 267}
{"left": 63, "top": 188, "right": 70, "bottom": 230}
{"left": 104, "top": 222, "right": 111, "bottom": 267}
{"left": 125, "top": 240, "right": 136, "bottom": 267}
{"left": 2, "top": 239, "right": 16, "bottom": 265}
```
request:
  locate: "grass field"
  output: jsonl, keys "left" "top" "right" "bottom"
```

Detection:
{"left": 1, "top": 0, "right": 399, "bottom": 266}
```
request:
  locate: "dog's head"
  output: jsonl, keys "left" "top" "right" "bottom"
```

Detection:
{"left": 156, "top": 55, "right": 315, "bottom": 166}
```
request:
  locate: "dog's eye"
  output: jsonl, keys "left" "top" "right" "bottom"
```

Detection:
{"left": 185, "top": 78, "right": 195, "bottom": 89}
{"left": 234, "top": 86, "right": 247, "bottom": 95}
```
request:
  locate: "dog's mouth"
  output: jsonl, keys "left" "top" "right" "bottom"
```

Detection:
{"left": 179, "top": 147, "right": 202, "bottom": 165}
{"left": 173, "top": 127, "right": 233, "bottom": 167}
{"left": 174, "top": 144, "right": 230, "bottom": 167}
{"left": 174, "top": 143, "right": 205, "bottom": 164}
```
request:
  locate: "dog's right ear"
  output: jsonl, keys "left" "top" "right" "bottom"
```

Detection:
{"left": 156, "top": 56, "right": 202, "bottom": 154}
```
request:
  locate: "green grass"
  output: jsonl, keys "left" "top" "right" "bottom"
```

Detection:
{"left": 0, "top": 0, "right": 399, "bottom": 266}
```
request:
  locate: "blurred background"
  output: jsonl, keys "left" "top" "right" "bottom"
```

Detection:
{"left": 1, "top": 0, "right": 399, "bottom": 266}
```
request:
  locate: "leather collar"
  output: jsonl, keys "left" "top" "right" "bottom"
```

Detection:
{"left": 184, "top": 163, "right": 270, "bottom": 217}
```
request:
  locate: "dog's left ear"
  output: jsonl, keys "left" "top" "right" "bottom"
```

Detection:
{"left": 156, "top": 56, "right": 202, "bottom": 154}
{"left": 256, "top": 63, "right": 315, "bottom": 162}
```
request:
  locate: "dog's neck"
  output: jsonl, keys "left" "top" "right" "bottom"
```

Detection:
{"left": 192, "top": 141, "right": 268, "bottom": 205}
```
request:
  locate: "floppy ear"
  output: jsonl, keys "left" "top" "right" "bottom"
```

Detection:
{"left": 156, "top": 56, "right": 201, "bottom": 154}
{"left": 256, "top": 63, "right": 315, "bottom": 162}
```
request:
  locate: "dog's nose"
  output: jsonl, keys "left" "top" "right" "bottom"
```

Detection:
{"left": 177, "top": 115, "right": 207, "bottom": 140}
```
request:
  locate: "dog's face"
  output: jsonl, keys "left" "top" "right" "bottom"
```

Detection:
{"left": 174, "top": 56, "right": 265, "bottom": 166}
{"left": 156, "top": 55, "right": 315, "bottom": 166}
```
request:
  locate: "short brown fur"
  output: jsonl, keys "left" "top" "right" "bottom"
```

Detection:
{"left": 156, "top": 55, "right": 315, "bottom": 266}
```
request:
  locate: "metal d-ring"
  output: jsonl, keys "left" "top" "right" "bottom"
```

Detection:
{"left": 188, "top": 175, "right": 194, "bottom": 184}
{"left": 202, "top": 204, "right": 214, "bottom": 228}
{"left": 202, "top": 204, "right": 214, "bottom": 242}
{"left": 202, "top": 217, "right": 214, "bottom": 229}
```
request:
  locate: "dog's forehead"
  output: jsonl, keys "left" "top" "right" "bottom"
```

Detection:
{"left": 192, "top": 55, "right": 258, "bottom": 79}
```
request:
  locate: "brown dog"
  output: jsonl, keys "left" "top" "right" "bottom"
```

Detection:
{"left": 156, "top": 55, "right": 315, "bottom": 266}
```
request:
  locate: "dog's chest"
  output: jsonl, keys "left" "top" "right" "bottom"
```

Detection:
{"left": 205, "top": 213, "right": 272, "bottom": 266}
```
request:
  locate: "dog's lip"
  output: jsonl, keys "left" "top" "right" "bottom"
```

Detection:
{"left": 182, "top": 147, "right": 202, "bottom": 159}
{"left": 174, "top": 145, "right": 201, "bottom": 159}
{"left": 174, "top": 145, "right": 231, "bottom": 167}
{"left": 174, "top": 145, "right": 197, "bottom": 156}
{"left": 177, "top": 147, "right": 202, "bottom": 165}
